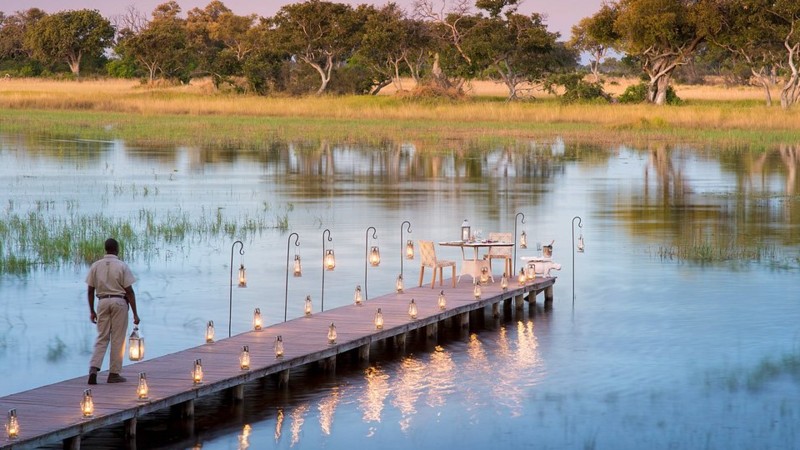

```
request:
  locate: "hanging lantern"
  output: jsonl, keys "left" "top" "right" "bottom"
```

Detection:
{"left": 578, "top": 234, "right": 585, "bottom": 253}
{"left": 461, "top": 219, "right": 471, "bottom": 241}
{"left": 354, "top": 285, "right": 363, "bottom": 306}
{"left": 408, "top": 299, "right": 418, "bottom": 319}
{"left": 520, "top": 231, "right": 528, "bottom": 249}
{"left": 192, "top": 359, "right": 204, "bottom": 384}
{"left": 526, "top": 265, "right": 535, "bottom": 281}
{"left": 369, "top": 246, "right": 381, "bottom": 266}
{"left": 240, "top": 345, "right": 250, "bottom": 370}
{"left": 6, "top": 409, "right": 19, "bottom": 440}
{"left": 81, "top": 389, "right": 94, "bottom": 418}
{"left": 438, "top": 290, "right": 447, "bottom": 310}
{"left": 293, "top": 255, "right": 302, "bottom": 277}
{"left": 128, "top": 326, "right": 144, "bottom": 361}
{"left": 374, "top": 308, "right": 384, "bottom": 330}
{"left": 473, "top": 282, "right": 481, "bottom": 299}
{"left": 327, "top": 323, "right": 337, "bottom": 344}
{"left": 501, "top": 273, "right": 508, "bottom": 291}
{"left": 480, "top": 266, "right": 490, "bottom": 285}
{"left": 396, "top": 274, "right": 404, "bottom": 293}
{"left": 324, "top": 249, "right": 336, "bottom": 270}
{"left": 304, "top": 295, "right": 313, "bottom": 316}
{"left": 136, "top": 372, "right": 149, "bottom": 401}
{"left": 518, "top": 269, "right": 526, "bottom": 286}
{"left": 238, "top": 264, "right": 247, "bottom": 287}
{"left": 274, "top": 335, "right": 284, "bottom": 358}
{"left": 205, "top": 320, "right": 215, "bottom": 343}
{"left": 405, "top": 240, "right": 414, "bottom": 259}
{"left": 253, "top": 308, "right": 263, "bottom": 331}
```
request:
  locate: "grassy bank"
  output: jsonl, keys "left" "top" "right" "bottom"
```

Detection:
{"left": 1, "top": 78, "right": 799, "bottom": 149}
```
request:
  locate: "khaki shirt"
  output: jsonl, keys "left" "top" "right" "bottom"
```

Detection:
{"left": 86, "top": 254, "right": 136, "bottom": 298}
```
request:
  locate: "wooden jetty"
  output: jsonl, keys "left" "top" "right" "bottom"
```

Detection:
{"left": 0, "top": 276, "right": 555, "bottom": 449}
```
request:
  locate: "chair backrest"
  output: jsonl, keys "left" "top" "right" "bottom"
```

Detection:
{"left": 488, "top": 232, "right": 513, "bottom": 256}
{"left": 418, "top": 240, "right": 437, "bottom": 267}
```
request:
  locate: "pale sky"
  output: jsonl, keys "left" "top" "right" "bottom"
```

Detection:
{"left": 0, "top": 0, "right": 604, "bottom": 39}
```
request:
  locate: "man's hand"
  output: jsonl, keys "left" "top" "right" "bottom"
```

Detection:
{"left": 90, "top": 311, "right": 97, "bottom": 324}
{"left": 133, "top": 314, "right": 140, "bottom": 325}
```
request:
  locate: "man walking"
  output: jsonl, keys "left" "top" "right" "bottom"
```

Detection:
{"left": 86, "top": 238, "right": 140, "bottom": 384}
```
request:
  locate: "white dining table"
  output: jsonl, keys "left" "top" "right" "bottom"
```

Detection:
{"left": 438, "top": 240, "right": 515, "bottom": 282}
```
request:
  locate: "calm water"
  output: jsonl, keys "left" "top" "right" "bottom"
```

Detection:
{"left": 1, "top": 135, "right": 799, "bottom": 449}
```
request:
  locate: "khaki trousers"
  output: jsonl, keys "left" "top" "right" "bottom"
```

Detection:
{"left": 89, "top": 297, "right": 129, "bottom": 374}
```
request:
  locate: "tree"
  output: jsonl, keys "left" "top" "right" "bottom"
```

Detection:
{"left": 0, "top": 8, "right": 46, "bottom": 61}
{"left": 413, "top": 0, "right": 474, "bottom": 90}
{"left": 115, "top": 1, "right": 192, "bottom": 83}
{"left": 271, "top": 0, "right": 364, "bottom": 95}
{"left": 568, "top": 3, "right": 619, "bottom": 82}
{"left": 24, "top": 9, "right": 113, "bottom": 76}
{"left": 611, "top": 0, "right": 717, "bottom": 105}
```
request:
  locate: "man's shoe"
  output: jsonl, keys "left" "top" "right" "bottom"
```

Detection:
{"left": 88, "top": 373, "right": 97, "bottom": 385}
{"left": 107, "top": 373, "right": 127, "bottom": 383}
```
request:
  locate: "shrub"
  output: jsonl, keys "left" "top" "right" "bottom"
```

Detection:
{"left": 619, "top": 82, "right": 682, "bottom": 105}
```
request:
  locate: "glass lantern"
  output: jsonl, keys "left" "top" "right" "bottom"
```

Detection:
{"left": 238, "top": 264, "right": 247, "bottom": 287}
{"left": 526, "top": 265, "right": 535, "bottom": 281}
{"left": 473, "top": 282, "right": 481, "bottom": 299}
{"left": 374, "top": 308, "right": 384, "bottom": 330}
{"left": 274, "top": 335, "right": 284, "bottom": 358}
{"left": 6, "top": 409, "right": 19, "bottom": 439}
{"left": 518, "top": 269, "right": 526, "bottom": 286}
{"left": 324, "top": 249, "right": 336, "bottom": 270}
{"left": 136, "top": 372, "right": 149, "bottom": 401}
{"left": 480, "top": 266, "right": 490, "bottom": 285}
{"left": 405, "top": 240, "right": 414, "bottom": 259}
{"left": 438, "top": 290, "right": 447, "bottom": 310}
{"left": 240, "top": 345, "right": 250, "bottom": 370}
{"left": 128, "top": 326, "right": 144, "bottom": 361}
{"left": 81, "top": 389, "right": 94, "bottom": 418}
{"left": 293, "top": 254, "right": 302, "bottom": 277}
{"left": 327, "top": 323, "right": 337, "bottom": 344}
{"left": 461, "top": 219, "right": 471, "bottom": 241}
{"left": 354, "top": 285, "right": 363, "bottom": 306}
{"left": 578, "top": 234, "right": 585, "bottom": 253}
{"left": 369, "top": 246, "right": 381, "bottom": 266}
{"left": 253, "top": 308, "right": 263, "bottom": 331}
{"left": 408, "top": 299, "right": 418, "bottom": 319}
{"left": 205, "top": 320, "right": 215, "bottom": 343}
{"left": 396, "top": 274, "right": 404, "bottom": 293}
{"left": 520, "top": 231, "right": 528, "bottom": 249}
{"left": 192, "top": 359, "right": 204, "bottom": 384}
{"left": 501, "top": 273, "right": 508, "bottom": 291}
{"left": 304, "top": 295, "right": 313, "bottom": 316}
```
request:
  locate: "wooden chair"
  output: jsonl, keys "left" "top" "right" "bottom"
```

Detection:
{"left": 418, "top": 240, "right": 456, "bottom": 288}
{"left": 485, "top": 232, "right": 513, "bottom": 276}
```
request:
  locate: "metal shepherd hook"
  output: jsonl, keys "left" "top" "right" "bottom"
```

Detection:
{"left": 284, "top": 232, "right": 300, "bottom": 322}
{"left": 229, "top": 240, "right": 244, "bottom": 337}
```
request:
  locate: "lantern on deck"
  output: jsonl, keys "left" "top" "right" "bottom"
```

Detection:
{"left": 396, "top": 274, "right": 404, "bottom": 293}
{"left": 408, "top": 299, "right": 418, "bottom": 319}
{"left": 518, "top": 269, "right": 526, "bottom": 286}
{"left": 136, "top": 372, "right": 149, "bottom": 401}
{"left": 374, "top": 308, "right": 384, "bottom": 330}
{"left": 253, "top": 308, "right": 263, "bottom": 331}
{"left": 480, "top": 267, "right": 490, "bottom": 285}
{"left": 293, "top": 255, "right": 302, "bottom": 277}
{"left": 473, "top": 282, "right": 481, "bottom": 299}
{"left": 192, "top": 359, "right": 204, "bottom": 384}
{"left": 81, "top": 389, "right": 94, "bottom": 418}
{"left": 128, "top": 326, "right": 144, "bottom": 361}
{"left": 461, "top": 219, "right": 471, "bottom": 241}
{"left": 274, "top": 335, "right": 284, "bottom": 358}
{"left": 501, "top": 273, "right": 508, "bottom": 291}
{"left": 304, "top": 295, "right": 313, "bottom": 316}
{"left": 327, "top": 323, "right": 337, "bottom": 344}
{"left": 438, "top": 290, "right": 447, "bottom": 310}
{"left": 205, "top": 320, "right": 215, "bottom": 343}
{"left": 240, "top": 345, "right": 250, "bottom": 370}
{"left": 369, "top": 246, "right": 381, "bottom": 266}
{"left": 520, "top": 231, "right": 528, "bottom": 249}
{"left": 238, "top": 264, "right": 247, "bottom": 287}
{"left": 405, "top": 240, "right": 415, "bottom": 259}
{"left": 6, "top": 409, "right": 19, "bottom": 440}
{"left": 354, "top": 285, "right": 363, "bottom": 306}
{"left": 577, "top": 234, "right": 585, "bottom": 253}
{"left": 324, "top": 249, "right": 336, "bottom": 270}
{"left": 526, "top": 265, "right": 535, "bottom": 281}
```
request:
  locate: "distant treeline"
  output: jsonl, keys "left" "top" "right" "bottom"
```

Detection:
{"left": 1, "top": 0, "right": 799, "bottom": 107}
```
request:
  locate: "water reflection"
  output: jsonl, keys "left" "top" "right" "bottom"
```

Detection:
{"left": 318, "top": 386, "right": 340, "bottom": 435}
{"left": 289, "top": 403, "right": 310, "bottom": 447}
{"left": 237, "top": 424, "right": 251, "bottom": 450}
{"left": 274, "top": 408, "right": 284, "bottom": 442}
{"left": 391, "top": 356, "right": 425, "bottom": 432}
{"left": 426, "top": 346, "right": 456, "bottom": 408}
{"left": 360, "top": 365, "right": 390, "bottom": 423}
